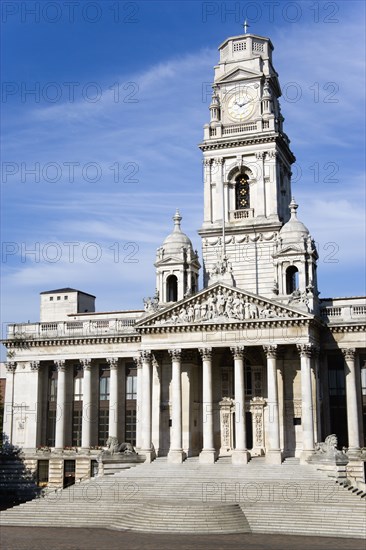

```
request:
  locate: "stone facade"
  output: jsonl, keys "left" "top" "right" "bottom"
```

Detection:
{"left": 2, "top": 32, "right": 366, "bottom": 488}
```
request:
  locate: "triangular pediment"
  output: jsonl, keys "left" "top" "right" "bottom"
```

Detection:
{"left": 217, "top": 67, "right": 261, "bottom": 84}
{"left": 137, "top": 282, "right": 313, "bottom": 330}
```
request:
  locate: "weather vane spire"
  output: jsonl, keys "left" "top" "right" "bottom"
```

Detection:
{"left": 243, "top": 20, "right": 250, "bottom": 34}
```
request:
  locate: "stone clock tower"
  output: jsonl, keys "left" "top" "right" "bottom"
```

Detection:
{"left": 199, "top": 33, "right": 310, "bottom": 300}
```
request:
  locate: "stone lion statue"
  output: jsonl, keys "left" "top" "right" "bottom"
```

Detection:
{"left": 105, "top": 437, "right": 136, "bottom": 455}
{"left": 314, "top": 434, "right": 338, "bottom": 454}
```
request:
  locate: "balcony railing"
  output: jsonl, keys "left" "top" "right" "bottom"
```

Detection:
{"left": 7, "top": 318, "right": 138, "bottom": 340}
{"left": 229, "top": 209, "right": 254, "bottom": 222}
{"left": 320, "top": 304, "right": 366, "bottom": 323}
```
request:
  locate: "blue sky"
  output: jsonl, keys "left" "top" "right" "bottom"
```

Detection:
{"left": 1, "top": 0, "right": 365, "bottom": 345}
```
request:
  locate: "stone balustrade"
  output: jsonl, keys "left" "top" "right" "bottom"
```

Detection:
{"left": 7, "top": 318, "right": 137, "bottom": 340}
{"left": 320, "top": 302, "right": 366, "bottom": 323}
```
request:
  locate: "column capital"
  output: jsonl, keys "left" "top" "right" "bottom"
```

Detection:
{"left": 140, "top": 350, "right": 152, "bottom": 362}
{"left": 106, "top": 357, "right": 119, "bottom": 369}
{"left": 263, "top": 345, "right": 278, "bottom": 359}
{"left": 342, "top": 348, "right": 356, "bottom": 360}
{"left": 55, "top": 360, "right": 66, "bottom": 372}
{"left": 230, "top": 346, "right": 245, "bottom": 360}
{"left": 30, "top": 361, "right": 41, "bottom": 372}
{"left": 168, "top": 349, "right": 182, "bottom": 361}
{"left": 297, "top": 344, "right": 315, "bottom": 358}
{"left": 5, "top": 362, "right": 17, "bottom": 373}
{"left": 80, "top": 358, "right": 92, "bottom": 370}
{"left": 133, "top": 355, "right": 142, "bottom": 368}
{"left": 198, "top": 347, "right": 212, "bottom": 360}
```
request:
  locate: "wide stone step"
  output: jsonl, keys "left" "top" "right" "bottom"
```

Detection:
{"left": 111, "top": 502, "right": 250, "bottom": 534}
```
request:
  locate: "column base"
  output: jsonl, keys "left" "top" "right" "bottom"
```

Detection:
{"left": 168, "top": 449, "right": 185, "bottom": 464}
{"left": 199, "top": 449, "right": 217, "bottom": 464}
{"left": 141, "top": 449, "right": 155, "bottom": 463}
{"left": 347, "top": 447, "right": 361, "bottom": 458}
{"left": 231, "top": 450, "right": 250, "bottom": 465}
{"left": 265, "top": 450, "right": 282, "bottom": 464}
{"left": 300, "top": 449, "right": 315, "bottom": 464}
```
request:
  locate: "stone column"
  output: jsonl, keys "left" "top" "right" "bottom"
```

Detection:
{"left": 4, "top": 362, "right": 17, "bottom": 445}
{"left": 141, "top": 350, "right": 154, "bottom": 462}
{"left": 231, "top": 346, "right": 249, "bottom": 464}
{"left": 134, "top": 356, "right": 142, "bottom": 450}
{"left": 263, "top": 346, "right": 282, "bottom": 464}
{"left": 168, "top": 349, "right": 184, "bottom": 463}
{"left": 297, "top": 344, "right": 315, "bottom": 461}
{"left": 55, "top": 360, "right": 66, "bottom": 450}
{"left": 342, "top": 348, "right": 360, "bottom": 454}
{"left": 30, "top": 361, "right": 42, "bottom": 447}
{"left": 199, "top": 348, "right": 216, "bottom": 463}
{"left": 151, "top": 354, "right": 162, "bottom": 455}
{"left": 80, "top": 359, "right": 92, "bottom": 449}
{"left": 107, "top": 357, "right": 119, "bottom": 439}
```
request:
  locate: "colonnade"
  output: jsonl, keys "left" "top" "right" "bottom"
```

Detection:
{"left": 5, "top": 345, "right": 362, "bottom": 459}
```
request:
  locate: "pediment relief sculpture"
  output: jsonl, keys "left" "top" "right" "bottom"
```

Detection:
{"left": 143, "top": 285, "right": 307, "bottom": 327}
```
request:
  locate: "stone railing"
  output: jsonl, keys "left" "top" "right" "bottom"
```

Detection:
{"left": 6, "top": 318, "right": 138, "bottom": 340}
{"left": 229, "top": 208, "right": 254, "bottom": 221}
{"left": 320, "top": 304, "right": 366, "bottom": 323}
{"left": 208, "top": 119, "right": 273, "bottom": 139}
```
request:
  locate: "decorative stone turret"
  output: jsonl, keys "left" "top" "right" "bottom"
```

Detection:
{"left": 273, "top": 198, "right": 319, "bottom": 312}
{"left": 155, "top": 210, "right": 200, "bottom": 304}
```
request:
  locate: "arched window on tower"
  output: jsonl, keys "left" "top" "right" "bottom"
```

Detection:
{"left": 286, "top": 266, "right": 299, "bottom": 294}
{"left": 166, "top": 275, "right": 178, "bottom": 302}
{"left": 235, "top": 173, "right": 250, "bottom": 210}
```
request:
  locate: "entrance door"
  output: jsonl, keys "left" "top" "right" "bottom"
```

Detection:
{"left": 63, "top": 460, "right": 76, "bottom": 488}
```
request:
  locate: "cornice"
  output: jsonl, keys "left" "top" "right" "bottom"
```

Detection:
{"left": 4, "top": 334, "right": 141, "bottom": 348}
{"left": 139, "top": 317, "right": 313, "bottom": 335}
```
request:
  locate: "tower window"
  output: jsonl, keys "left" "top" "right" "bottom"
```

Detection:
{"left": 235, "top": 174, "right": 250, "bottom": 210}
{"left": 286, "top": 266, "right": 299, "bottom": 294}
{"left": 166, "top": 275, "right": 178, "bottom": 302}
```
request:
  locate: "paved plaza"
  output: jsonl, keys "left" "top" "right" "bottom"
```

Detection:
{"left": 1, "top": 527, "right": 365, "bottom": 550}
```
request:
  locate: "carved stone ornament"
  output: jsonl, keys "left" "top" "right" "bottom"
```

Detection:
{"left": 80, "top": 358, "right": 92, "bottom": 370}
{"left": 308, "top": 434, "right": 348, "bottom": 465}
{"left": 198, "top": 348, "right": 212, "bottom": 360}
{"left": 106, "top": 357, "right": 119, "bottom": 369}
{"left": 230, "top": 346, "right": 245, "bottom": 360}
{"left": 342, "top": 348, "right": 356, "bottom": 361}
{"left": 140, "top": 350, "right": 152, "bottom": 362}
{"left": 168, "top": 349, "right": 182, "bottom": 361}
{"left": 5, "top": 362, "right": 17, "bottom": 373}
{"left": 147, "top": 285, "right": 300, "bottom": 327}
{"left": 263, "top": 345, "right": 278, "bottom": 358}
{"left": 55, "top": 360, "right": 66, "bottom": 372}
{"left": 30, "top": 361, "right": 41, "bottom": 371}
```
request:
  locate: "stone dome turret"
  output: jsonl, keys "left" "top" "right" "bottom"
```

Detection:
{"left": 161, "top": 210, "right": 193, "bottom": 256}
{"left": 280, "top": 198, "right": 309, "bottom": 242}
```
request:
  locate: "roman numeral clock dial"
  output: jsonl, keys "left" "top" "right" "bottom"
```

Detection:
{"left": 226, "top": 86, "right": 257, "bottom": 122}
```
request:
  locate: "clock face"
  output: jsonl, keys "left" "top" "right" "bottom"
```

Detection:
{"left": 226, "top": 87, "right": 256, "bottom": 122}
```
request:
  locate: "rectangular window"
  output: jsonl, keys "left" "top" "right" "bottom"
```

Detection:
{"left": 74, "top": 376, "right": 83, "bottom": 401}
{"left": 91, "top": 460, "right": 98, "bottom": 477}
{"left": 126, "top": 375, "right": 137, "bottom": 399}
{"left": 47, "top": 409, "right": 56, "bottom": 447}
{"left": 98, "top": 409, "right": 109, "bottom": 446}
{"left": 72, "top": 408, "right": 82, "bottom": 447}
{"left": 49, "top": 377, "right": 57, "bottom": 402}
{"left": 49, "top": 297, "right": 53, "bottom": 301}
{"left": 125, "top": 409, "right": 136, "bottom": 446}
{"left": 37, "top": 460, "right": 49, "bottom": 487}
{"left": 99, "top": 367, "right": 110, "bottom": 401}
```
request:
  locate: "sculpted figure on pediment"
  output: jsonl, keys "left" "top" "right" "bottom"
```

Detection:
{"left": 155, "top": 287, "right": 288, "bottom": 326}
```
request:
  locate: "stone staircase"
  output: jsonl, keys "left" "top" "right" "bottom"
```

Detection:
{"left": 0, "top": 452, "right": 41, "bottom": 509}
{"left": 1, "top": 457, "right": 365, "bottom": 538}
